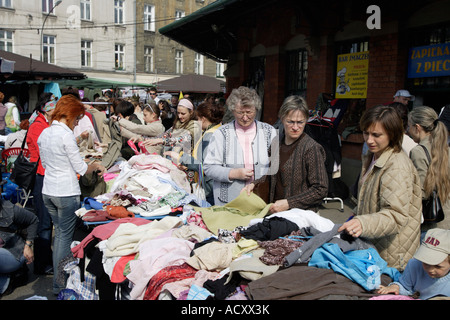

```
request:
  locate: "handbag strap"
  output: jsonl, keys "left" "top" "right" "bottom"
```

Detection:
{"left": 419, "top": 144, "right": 431, "bottom": 163}
{"left": 19, "top": 122, "right": 40, "bottom": 161}
{"left": 20, "top": 126, "right": 29, "bottom": 150}
{"left": 419, "top": 144, "right": 438, "bottom": 196}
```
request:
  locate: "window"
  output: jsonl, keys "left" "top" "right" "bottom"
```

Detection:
{"left": 410, "top": 23, "right": 450, "bottom": 47}
{"left": 42, "top": 0, "right": 57, "bottom": 13}
{"left": 336, "top": 39, "right": 369, "bottom": 55}
{"left": 144, "top": 46, "right": 154, "bottom": 72}
{"left": 114, "top": 0, "right": 124, "bottom": 24}
{"left": 144, "top": 4, "right": 155, "bottom": 32}
{"left": 80, "top": 0, "right": 91, "bottom": 21}
{"left": 175, "top": 50, "right": 183, "bottom": 74}
{"left": 194, "top": 53, "right": 204, "bottom": 75}
{"left": 81, "top": 40, "right": 92, "bottom": 67}
{"left": 286, "top": 49, "right": 308, "bottom": 97}
{"left": 216, "top": 62, "right": 225, "bottom": 78}
{"left": 115, "top": 43, "right": 124, "bottom": 69}
{"left": 43, "top": 35, "right": 56, "bottom": 64}
{"left": 0, "top": 30, "right": 13, "bottom": 52}
{"left": 175, "top": 10, "right": 185, "bottom": 21}
{"left": 0, "top": 0, "right": 12, "bottom": 8}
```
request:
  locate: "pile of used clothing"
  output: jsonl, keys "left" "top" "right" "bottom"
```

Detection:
{"left": 59, "top": 154, "right": 401, "bottom": 301}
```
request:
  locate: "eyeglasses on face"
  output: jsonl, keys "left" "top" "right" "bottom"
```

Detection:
{"left": 234, "top": 110, "right": 256, "bottom": 117}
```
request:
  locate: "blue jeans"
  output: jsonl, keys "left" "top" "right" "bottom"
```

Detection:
{"left": 43, "top": 194, "right": 80, "bottom": 294}
{"left": 0, "top": 248, "right": 25, "bottom": 294}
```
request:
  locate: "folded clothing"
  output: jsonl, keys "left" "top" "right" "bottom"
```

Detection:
{"left": 82, "top": 210, "right": 117, "bottom": 222}
{"left": 105, "top": 205, "right": 135, "bottom": 219}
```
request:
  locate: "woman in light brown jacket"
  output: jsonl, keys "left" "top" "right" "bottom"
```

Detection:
{"left": 408, "top": 106, "right": 450, "bottom": 232}
{"left": 339, "top": 105, "right": 422, "bottom": 271}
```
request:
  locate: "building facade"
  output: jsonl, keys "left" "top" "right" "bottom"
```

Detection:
{"left": 160, "top": 0, "right": 450, "bottom": 158}
{"left": 0, "top": 0, "right": 223, "bottom": 86}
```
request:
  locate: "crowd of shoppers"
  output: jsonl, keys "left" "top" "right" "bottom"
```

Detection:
{"left": 0, "top": 84, "right": 448, "bottom": 300}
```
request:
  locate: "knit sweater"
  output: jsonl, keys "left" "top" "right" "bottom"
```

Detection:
{"left": 255, "top": 133, "right": 329, "bottom": 212}
{"left": 204, "top": 120, "right": 277, "bottom": 205}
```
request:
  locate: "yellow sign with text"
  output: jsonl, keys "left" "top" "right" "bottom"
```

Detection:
{"left": 336, "top": 51, "right": 369, "bottom": 99}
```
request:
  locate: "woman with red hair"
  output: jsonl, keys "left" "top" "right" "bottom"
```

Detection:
{"left": 37, "top": 94, "right": 105, "bottom": 294}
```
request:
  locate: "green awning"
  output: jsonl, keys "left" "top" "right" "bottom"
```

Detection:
{"left": 56, "top": 78, "right": 155, "bottom": 89}
{"left": 8, "top": 77, "right": 155, "bottom": 89}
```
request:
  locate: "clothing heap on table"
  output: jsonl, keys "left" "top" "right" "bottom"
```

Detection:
{"left": 60, "top": 153, "right": 404, "bottom": 300}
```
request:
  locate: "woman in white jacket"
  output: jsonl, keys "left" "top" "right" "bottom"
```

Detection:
{"left": 38, "top": 94, "right": 106, "bottom": 294}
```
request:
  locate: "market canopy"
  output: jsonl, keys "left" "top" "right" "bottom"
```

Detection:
{"left": 0, "top": 50, "right": 85, "bottom": 82}
{"left": 55, "top": 78, "right": 155, "bottom": 89}
{"left": 156, "top": 74, "right": 225, "bottom": 94}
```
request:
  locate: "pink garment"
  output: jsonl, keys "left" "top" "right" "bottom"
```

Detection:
{"left": 127, "top": 154, "right": 190, "bottom": 192}
{"left": 235, "top": 121, "right": 256, "bottom": 183}
{"left": 370, "top": 295, "right": 419, "bottom": 300}
{"left": 103, "top": 172, "right": 119, "bottom": 182}
{"left": 110, "top": 253, "right": 136, "bottom": 283}
{"left": 126, "top": 237, "right": 195, "bottom": 300}
{"left": 187, "top": 211, "right": 208, "bottom": 230}
{"left": 71, "top": 217, "right": 151, "bottom": 258}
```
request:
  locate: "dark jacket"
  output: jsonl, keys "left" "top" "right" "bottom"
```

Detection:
{"left": 255, "top": 133, "right": 328, "bottom": 212}
{"left": 0, "top": 200, "right": 39, "bottom": 260}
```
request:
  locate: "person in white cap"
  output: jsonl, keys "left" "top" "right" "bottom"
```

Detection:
{"left": 377, "top": 228, "right": 450, "bottom": 299}
{"left": 393, "top": 89, "right": 415, "bottom": 106}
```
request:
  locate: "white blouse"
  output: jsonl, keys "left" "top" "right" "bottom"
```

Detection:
{"left": 38, "top": 120, "right": 88, "bottom": 197}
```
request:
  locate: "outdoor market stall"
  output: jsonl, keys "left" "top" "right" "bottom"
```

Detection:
{"left": 60, "top": 151, "right": 401, "bottom": 301}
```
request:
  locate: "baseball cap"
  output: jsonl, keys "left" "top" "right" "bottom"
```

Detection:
{"left": 394, "top": 90, "right": 415, "bottom": 101}
{"left": 414, "top": 228, "right": 450, "bottom": 265}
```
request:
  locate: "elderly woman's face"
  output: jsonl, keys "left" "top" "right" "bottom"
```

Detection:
{"left": 233, "top": 103, "right": 256, "bottom": 127}
{"left": 282, "top": 110, "right": 307, "bottom": 144}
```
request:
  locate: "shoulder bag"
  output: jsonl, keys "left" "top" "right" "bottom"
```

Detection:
{"left": 10, "top": 129, "right": 39, "bottom": 192}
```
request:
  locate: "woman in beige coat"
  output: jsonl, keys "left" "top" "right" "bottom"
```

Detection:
{"left": 408, "top": 106, "right": 450, "bottom": 232}
{"left": 339, "top": 105, "right": 422, "bottom": 271}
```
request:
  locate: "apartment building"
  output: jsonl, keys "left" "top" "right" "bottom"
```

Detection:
{"left": 0, "top": 0, "right": 224, "bottom": 85}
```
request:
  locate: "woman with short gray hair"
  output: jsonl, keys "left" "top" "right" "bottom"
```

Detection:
{"left": 204, "top": 86, "right": 277, "bottom": 205}
{"left": 226, "top": 86, "right": 262, "bottom": 112}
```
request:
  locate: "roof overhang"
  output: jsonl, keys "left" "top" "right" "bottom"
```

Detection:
{"left": 159, "top": 0, "right": 278, "bottom": 63}
{"left": 0, "top": 50, "right": 85, "bottom": 82}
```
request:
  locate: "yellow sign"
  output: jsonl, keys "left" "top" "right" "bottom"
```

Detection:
{"left": 336, "top": 51, "right": 369, "bottom": 99}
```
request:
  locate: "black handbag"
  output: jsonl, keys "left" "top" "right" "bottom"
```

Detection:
{"left": 419, "top": 145, "right": 445, "bottom": 223}
{"left": 10, "top": 130, "right": 39, "bottom": 192}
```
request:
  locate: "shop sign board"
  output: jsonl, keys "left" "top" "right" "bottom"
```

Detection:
{"left": 335, "top": 51, "right": 369, "bottom": 99}
{"left": 408, "top": 43, "right": 450, "bottom": 78}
